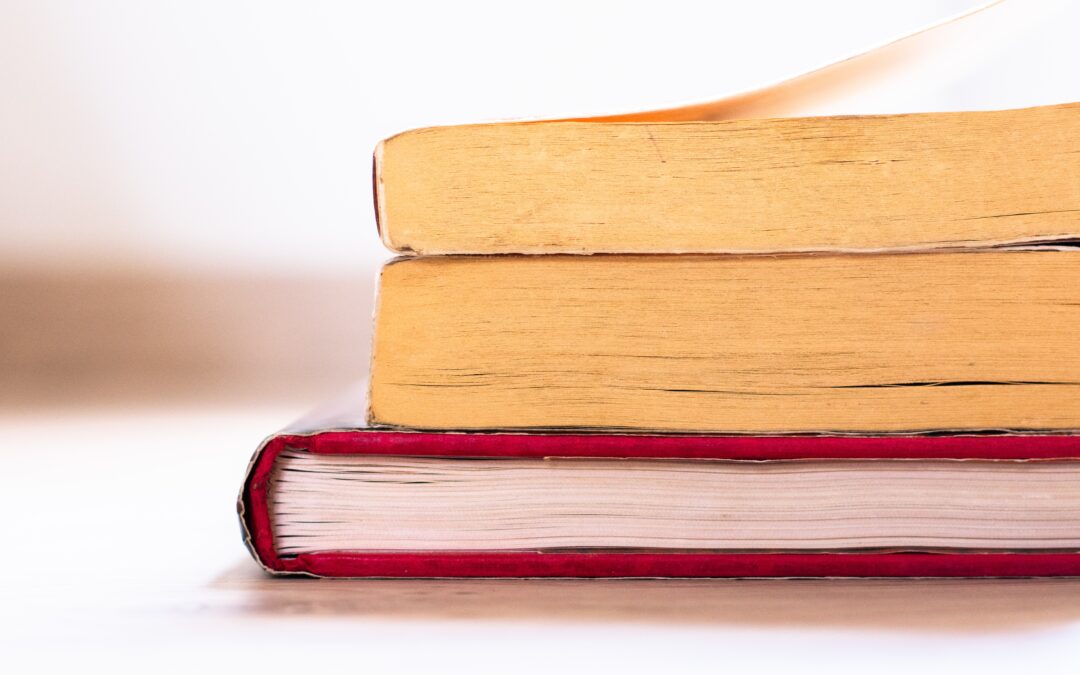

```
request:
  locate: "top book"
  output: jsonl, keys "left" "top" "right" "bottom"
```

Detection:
{"left": 373, "top": 102, "right": 1080, "bottom": 255}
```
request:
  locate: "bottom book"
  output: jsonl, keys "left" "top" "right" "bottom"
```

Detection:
{"left": 239, "top": 385, "right": 1080, "bottom": 578}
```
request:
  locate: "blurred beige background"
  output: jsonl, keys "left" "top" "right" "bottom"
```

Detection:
{"left": 4, "top": 0, "right": 1080, "bottom": 412}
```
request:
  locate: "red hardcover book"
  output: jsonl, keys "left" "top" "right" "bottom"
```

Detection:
{"left": 240, "top": 385, "right": 1080, "bottom": 578}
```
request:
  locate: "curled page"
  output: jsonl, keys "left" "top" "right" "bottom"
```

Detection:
{"left": 373, "top": 1, "right": 1080, "bottom": 256}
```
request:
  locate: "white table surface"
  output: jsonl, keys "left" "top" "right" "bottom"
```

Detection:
{"left": 5, "top": 406, "right": 1080, "bottom": 674}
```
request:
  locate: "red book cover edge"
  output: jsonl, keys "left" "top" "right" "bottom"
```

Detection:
{"left": 239, "top": 429, "right": 1080, "bottom": 578}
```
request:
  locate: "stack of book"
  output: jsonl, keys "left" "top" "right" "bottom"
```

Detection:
{"left": 239, "top": 100, "right": 1080, "bottom": 578}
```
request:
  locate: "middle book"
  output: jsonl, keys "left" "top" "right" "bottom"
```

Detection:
{"left": 367, "top": 250, "right": 1080, "bottom": 434}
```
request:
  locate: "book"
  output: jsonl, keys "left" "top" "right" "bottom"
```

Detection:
{"left": 368, "top": 249, "right": 1080, "bottom": 433}
{"left": 240, "top": 385, "right": 1080, "bottom": 577}
{"left": 374, "top": 102, "right": 1080, "bottom": 255}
